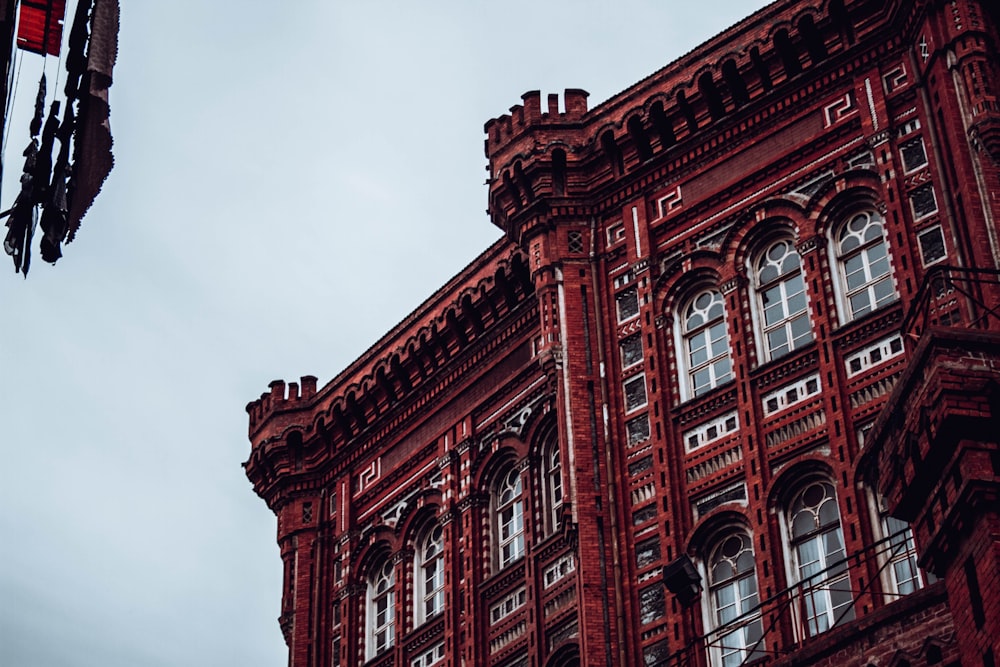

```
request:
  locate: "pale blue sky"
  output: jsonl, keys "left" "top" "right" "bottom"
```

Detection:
{"left": 1, "top": 2, "right": 768, "bottom": 664}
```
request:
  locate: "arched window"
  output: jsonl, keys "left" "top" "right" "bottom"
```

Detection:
{"left": 834, "top": 210, "right": 896, "bottom": 320}
{"left": 786, "top": 480, "right": 854, "bottom": 637}
{"left": 679, "top": 289, "right": 733, "bottom": 399}
{"left": 495, "top": 467, "right": 525, "bottom": 569}
{"left": 366, "top": 558, "right": 395, "bottom": 659}
{"left": 754, "top": 239, "right": 812, "bottom": 361}
{"left": 706, "top": 531, "right": 765, "bottom": 667}
{"left": 871, "top": 496, "right": 935, "bottom": 599}
{"left": 415, "top": 524, "right": 445, "bottom": 625}
{"left": 543, "top": 437, "right": 563, "bottom": 534}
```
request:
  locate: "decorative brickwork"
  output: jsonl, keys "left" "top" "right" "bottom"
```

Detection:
{"left": 246, "top": 1, "right": 1000, "bottom": 665}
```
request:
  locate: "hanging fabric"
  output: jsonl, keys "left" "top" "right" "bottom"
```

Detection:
{"left": 65, "top": 0, "right": 118, "bottom": 241}
{"left": 16, "top": 0, "right": 67, "bottom": 56}
{"left": 2, "top": 74, "right": 47, "bottom": 275}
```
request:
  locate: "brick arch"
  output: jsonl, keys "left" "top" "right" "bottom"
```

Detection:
{"left": 729, "top": 205, "right": 805, "bottom": 274}
{"left": 354, "top": 537, "right": 398, "bottom": 576}
{"left": 641, "top": 92, "right": 673, "bottom": 116}
{"left": 398, "top": 501, "right": 442, "bottom": 549}
{"left": 763, "top": 18, "right": 799, "bottom": 45}
{"left": 545, "top": 641, "right": 580, "bottom": 667}
{"left": 685, "top": 507, "right": 754, "bottom": 558}
{"left": 655, "top": 255, "right": 726, "bottom": 315}
{"left": 523, "top": 404, "right": 558, "bottom": 459}
{"left": 470, "top": 436, "right": 527, "bottom": 493}
{"left": 765, "top": 456, "right": 836, "bottom": 510}
{"left": 808, "top": 181, "right": 884, "bottom": 238}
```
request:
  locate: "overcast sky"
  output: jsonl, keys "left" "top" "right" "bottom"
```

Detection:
{"left": 0, "top": 2, "right": 768, "bottom": 665}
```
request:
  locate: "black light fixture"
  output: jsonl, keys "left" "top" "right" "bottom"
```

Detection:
{"left": 663, "top": 555, "right": 702, "bottom": 606}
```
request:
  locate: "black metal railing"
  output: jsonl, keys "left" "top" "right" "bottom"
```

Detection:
{"left": 661, "top": 527, "right": 924, "bottom": 667}
{"left": 901, "top": 265, "right": 1000, "bottom": 339}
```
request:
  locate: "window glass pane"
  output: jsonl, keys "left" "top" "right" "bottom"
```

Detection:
{"left": 918, "top": 226, "right": 946, "bottom": 265}
{"left": 617, "top": 286, "right": 639, "bottom": 321}
{"left": 620, "top": 335, "right": 643, "bottom": 368}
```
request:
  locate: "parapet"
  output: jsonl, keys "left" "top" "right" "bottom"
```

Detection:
{"left": 246, "top": 375, "right": 319, "bottom": 433}
{"left": 484, "top": 88, "right": 589, "bottom": 155}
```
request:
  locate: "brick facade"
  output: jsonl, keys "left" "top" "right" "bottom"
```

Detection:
{"left": 245, "top": 1, "right": 1000, "bottom": 665}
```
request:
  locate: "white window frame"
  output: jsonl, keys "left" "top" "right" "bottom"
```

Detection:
{"left": 917, "top": 225, "right": 947, "bottom": 266}
{"left": 781, "top": 480, "right": 854, "bottom": 639}
{"left": 866, "top": 495, "right": 934, "bottom": 601}
{"left": 676, "top": 288, "right": 733, "bottom": 401}
{"left": 543, "top": 438, "right": 563, "bottom": 534}
{"left": 909, "top": 184, "right": 938, "bottom": 220}
{"left": 410, "top": 641, "right": 445, "bottom": 667}
{"left": 490, "top": 587, "right": 526, "bottom": 623}
{"left": 620, "top": 334, "right": 644, "bottom": 369}
{"left": 844, "top": 334, "right": 904, "bottom": 378}
{"left": 752, "top": 239, "right": 813, "bottom": 362}
{"left": 682, "top": 411, "right": 739, "bottom": 452}
{"left": 831, "top": 210, "right": 897, "bottom": 322}
{"left": 616, "top": 285, "right": 640, "bottom": 322}
{"left": 899, "top": 136, "right": 928, "bottom": 173}
{"left": 366, "top": 559, "right": 395, "bottom": 660}
{"left": 623, "top": 373, "right": 648, "bottom": 412}
{"left": 702, "top": 531, "right": 765, "bottom": 667}
{"left": 495, "top": 468, "right": 525, "bottom": 569}
{"left": 762, "top": 374, "right": 821, "bottom": 416}
{"left": 414, "top": 525, "right": 444, "bottom": 626}
{"left": 543, "top": 553, "right": 576, "bottom": 588}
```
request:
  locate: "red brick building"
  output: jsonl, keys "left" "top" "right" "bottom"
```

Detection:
{"left": 244, "top": 0, "right": 1000, "bottom": 665}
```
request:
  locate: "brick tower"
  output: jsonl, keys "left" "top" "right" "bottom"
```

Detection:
{"left": 245, "top": 1, "right": 1000, "bottom": 665}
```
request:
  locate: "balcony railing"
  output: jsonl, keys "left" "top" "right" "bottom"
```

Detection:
{"left": 661, "top": 527, "right": 925, "bottom": 667}
{"left": 901, "top": 265, "right": 1000, "bottom": 339}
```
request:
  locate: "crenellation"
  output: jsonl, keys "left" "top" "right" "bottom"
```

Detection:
{"left": 247, "top": 2, "right": 1000, "bottom": 665}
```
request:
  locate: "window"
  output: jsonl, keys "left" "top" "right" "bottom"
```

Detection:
{"left": 910, "top": 184, "right": 938, "bottom": 219}
{"left": 762, "top": 374, "right": 821, "bottom": 416}
{"left": 543, "top": 554, "right": 576, "bottom": 588}
{"left": 366, "top": 559, "right": 395, "bottom": 659}
{"left": 644, "top": 640, "right": 670, "bottom": 666}
{"left": 490, "top": 587, "right": 526, "bottom": 622}
{"left": 607, "top": 222, "right": 626, "bottom": 245}
{"left": 918, "top": 225, "right": 947, "bottom": 265}
{"left": 844, "top": 334, "right": 904, "bottom": 377}
{"left": 495, "top": 467, "right": 525, "bottom": 569}
{"left": 411, "top": 642, "right": 444, "bottom": 667}
{"left": 706, "top": 532, "right": 765, "bottom": 667}
{"left": 639, "top": 584, "right": 666, "bottom": 624}
{"left": 679, "top": 289, "right": 733, "bottom": 399}
{"left": 628, "top": 455, "right": 653, "bottom": 477}
{"left": 415, "top": 525, "right": 444, "bottom": 625}
{"left": 636, "top": 537, "right": 661, "bottom": 570}
{"left": 633, "top": 504, "right": 657, "bottom": 526}
{"left": 787, "top": 480, "right": 854, "bottom": 637}
{"left": 626, "top": 414, "right": 651, "bottom": 446}
{"left": 543, "top": 435, "right": 563, "bottom": 533}
{"left": 754, "top": 239, "right": 812, "bottom": 361}
{"left": 617, "top": 285, "right": 640, "bottom": 322}
{"left": 683, "top": 411, "right": 738, "bottom": 452}
{"left": 882, "top": 515, "right": 922, "bottom": 596}
{"left": 835, "top": 211, "right": 896, "bottom": 320}
{"left": 620, "top": 334, "right": 643, "bottom": 369}
{"left": 899, "top": 137, "right": 928, "bottom": 172}
{"left": 623, "top": 374, "right": 648, "bottom": 412}
{"left": 874, "top": 498, "right": 935, "bottom": 599}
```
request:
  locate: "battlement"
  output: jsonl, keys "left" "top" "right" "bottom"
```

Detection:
{"left": 244, "top": 240, "right": 535, "bottom": 461}
{"left": 484, "top": 89, "right": 589, "bottom": 154}
{"left": 483, "top": 0, "right": 907, "bottom": 234}
{"left": 246, "top": 375, "right": 319, "bottom": 432}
